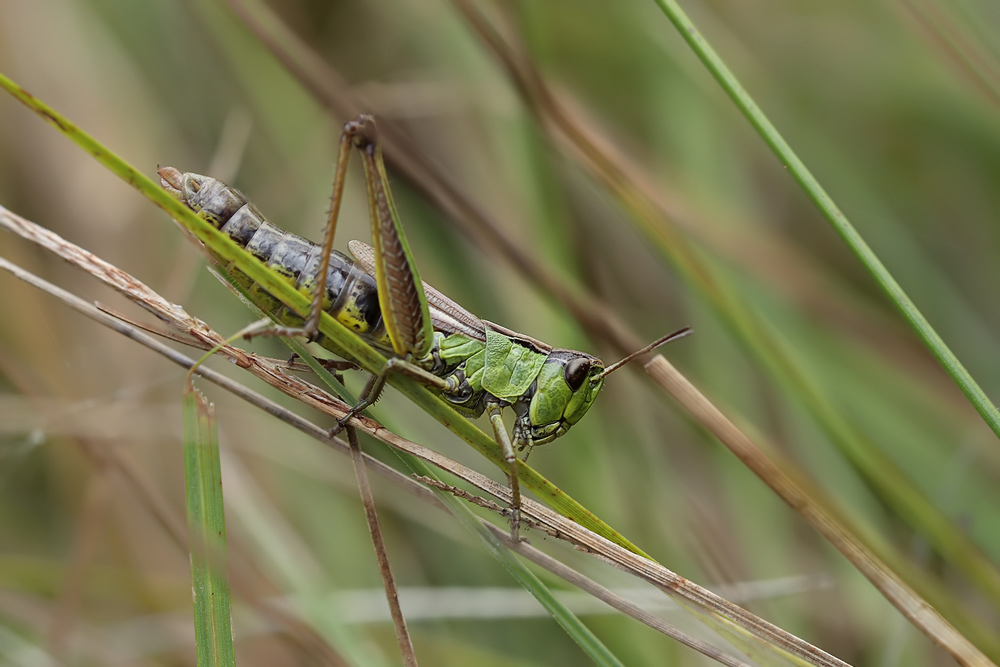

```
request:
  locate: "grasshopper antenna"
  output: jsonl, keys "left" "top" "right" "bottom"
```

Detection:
{"left": 594, "top": 326, "right": 692, "bottom": 381}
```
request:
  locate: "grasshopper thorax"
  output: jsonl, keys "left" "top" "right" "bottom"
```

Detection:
{"left": 512, "top": 349, "right": 605, "bottom": 455}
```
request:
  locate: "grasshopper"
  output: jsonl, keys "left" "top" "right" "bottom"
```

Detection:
{"left": 159, "top": 115, "right": 689, "bottom": 540}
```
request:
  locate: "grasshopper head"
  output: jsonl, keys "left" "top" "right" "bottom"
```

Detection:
{"left": 512, "top": 350, "right": 604, "bottom": 453}
{"left": 510, "top": 327, "right": 693, "bottom": 457}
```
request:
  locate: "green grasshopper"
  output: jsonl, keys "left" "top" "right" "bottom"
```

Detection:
{"left": 159, "top": 114, "right": 689, "bottom": 540}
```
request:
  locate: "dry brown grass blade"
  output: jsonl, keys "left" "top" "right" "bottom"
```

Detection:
{"left": 645, "top": 355, "right": 994, "bottom": 666}
{"left": 0, "top": 205, "right": 853, "bottom": 664}
{"left": 479, "top": 522, "right": 756, "bottom": 667}
{"left": 344, "top": 422, "right": 418, "bottom": 667}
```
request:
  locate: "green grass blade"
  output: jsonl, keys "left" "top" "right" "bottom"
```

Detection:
{"left": 650, "top": 0, "right": 1000, "bottom": 443}
{"left": 183, "top": 384, "right": 236, "bottom": 667}
{"left": 0, "top": 72, "right": 644, "bottom": 556}
{"left": 0, "top": 72, "right": 850, "bottom": 662}
{"left": 0, "top": 69, "right": 848, "bottom": 661}
{"left": 210, "top": 266, "right": 360, "bottom": 405}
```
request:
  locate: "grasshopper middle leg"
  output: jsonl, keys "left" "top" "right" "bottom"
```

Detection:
{"left": 333, "top": 358, "right": 525, "bottom": 542}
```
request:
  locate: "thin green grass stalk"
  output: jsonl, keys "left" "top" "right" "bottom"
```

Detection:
{"left": 468, "top": 7, "right": 1000, "bottom": 645}
{"left": 183, "top": 385, "right": 236, "bottom": 667}
{"left": 461, "top": 5, "right": 1000, "bottom": 656}
{"left": 651, "top": 0, "right": 1000, "bottom": 443}
{"left": 0, "top": 71, "right": 644, "bottom": 557}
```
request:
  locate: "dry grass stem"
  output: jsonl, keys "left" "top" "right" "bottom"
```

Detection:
{"left": 1, "top": 203, "right": 847, "bottom": 664}
{"left": 645, "top": 355, "right": 992, "bottom": 666}
{"left": 454, "top": 4, "right": 998, "bottom": 663}
{"left": 345, "top": 423, "right": 419, "bottom": 666}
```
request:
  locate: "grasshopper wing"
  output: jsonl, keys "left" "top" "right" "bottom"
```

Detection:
{"left": 349, "top": 240, "right": 486, "bottom": 341}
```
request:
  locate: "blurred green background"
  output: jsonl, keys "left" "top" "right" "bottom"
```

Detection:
{"left": 1, "top": 0, "right": 999, "bottom": 664}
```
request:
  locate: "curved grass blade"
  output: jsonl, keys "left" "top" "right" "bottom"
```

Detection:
{"left": 0, "top": 214, "right": 848, "bottom": 665}
{"left": 0, "top": 70, "right": 855, "bottom": 665}
{"left": 0, "top": 71, "right": 644, "bottom": 558}
{"left": 450, "top": 5, "right": 1000, "bottom": 657}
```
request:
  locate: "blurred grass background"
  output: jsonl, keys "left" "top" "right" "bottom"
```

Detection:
{"left": 1, "top": 0, "right": 1000, "bottom": 664}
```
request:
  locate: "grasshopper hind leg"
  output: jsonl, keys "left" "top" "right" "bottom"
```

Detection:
{"left": 240, "top": 118, "right": 357, "bottom": 347}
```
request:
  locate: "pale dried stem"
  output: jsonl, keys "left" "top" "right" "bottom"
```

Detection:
{"left": 646, "top": 355, "right": 992, "bottom": 666}
{"left": 453, "top": 5, "right": 995, "bottom": 665}
{"left": 0, "top": 210, "right": 351, "bottom": 664}
{"left": 0, "top": 206, "right": 848, "bottom": 665}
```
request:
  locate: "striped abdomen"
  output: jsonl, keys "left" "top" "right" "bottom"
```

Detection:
{"left": 159, "top": 168, "right": 393, "bottom": 353}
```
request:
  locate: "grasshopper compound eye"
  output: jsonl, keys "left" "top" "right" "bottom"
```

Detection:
{"left": 563, "top": 357, "right": 591, "bottom": 391}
